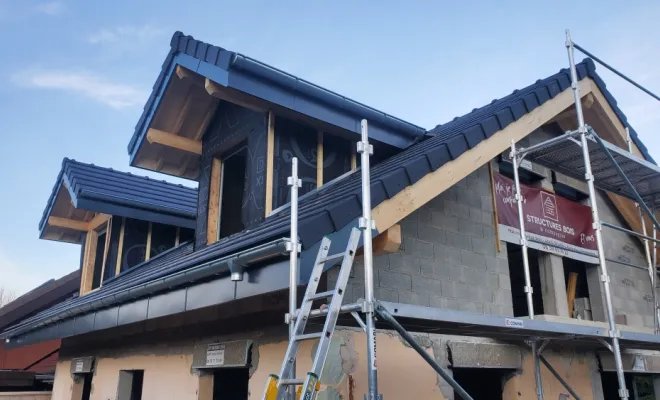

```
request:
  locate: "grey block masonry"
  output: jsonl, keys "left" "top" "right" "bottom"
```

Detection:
{"left": 327, "top": 164, "right": 514, "bottom": 317}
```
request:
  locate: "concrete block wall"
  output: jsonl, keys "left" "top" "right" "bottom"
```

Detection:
{"left": 596, "top": 193, "right": 655, "bottom": 328}
{"left": 328, "top": 164, "right": 513, "bottom": 316}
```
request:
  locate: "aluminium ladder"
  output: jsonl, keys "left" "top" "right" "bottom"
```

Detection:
{"left": 262, "top": 227, "right": 362, "bottom": 400}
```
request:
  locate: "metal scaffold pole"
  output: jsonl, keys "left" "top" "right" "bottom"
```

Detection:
{"left": 358, "top": 119, "right": 381, "bottom": 400}
{"left": 566, "top": 29, "right": 629, "bottom": 400}
{"left": 286, "top": 157, "right": 301, "bottom": 400}
{"left": 510, "top": 141, "right": 544, "bottom": 400}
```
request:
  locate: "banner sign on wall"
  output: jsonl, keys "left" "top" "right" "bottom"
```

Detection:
{"left": 493, "top": 172, "right": 598, "bottom": 263}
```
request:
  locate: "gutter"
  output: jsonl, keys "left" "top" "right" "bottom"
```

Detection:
{"left": 229, "top": 53, "right": 426, "bottom": 139}
{"left": 1, "top": 238, "right": 290, "bottom": 340}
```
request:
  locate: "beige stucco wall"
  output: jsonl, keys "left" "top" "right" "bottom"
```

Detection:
{"left": 52, "top": 327, "right": 604, "bottom": 400}
{"left": 0, "top": 393, "right": 51, "bottom": 400}
{"left": 250, "top": 330, "right": 443, "bottom": 399}
{"left": 51, "top": 360, "right": 73, "bottom": 400}
{"left": 503, "top": 349, "right": 597, "bottom": 400}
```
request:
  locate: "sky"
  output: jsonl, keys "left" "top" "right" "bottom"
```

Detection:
{"left": 1, "top": 1, "right": 660, "bottom": 297}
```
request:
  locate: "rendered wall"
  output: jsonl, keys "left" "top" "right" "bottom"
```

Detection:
{"left": 51, "top": 326, "right": 609, "bottom": 400}
{"left": 0, "top": 393, "right": 51, "bottom": 400}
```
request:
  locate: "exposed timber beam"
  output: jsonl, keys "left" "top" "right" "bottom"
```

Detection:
{"left": 48, "top": 216, "right": 89, "bottom": 232}
{"left": 146, "top": 128, "right": 202, "bottom": 155}
{"left": 371, "top": 79, "right": 592, "bottom": 234}
{"left": 87, "top": 213, "right": 111, "bottom": 230}
{"left": 356, "top": 224, "right": 402, "bottom": 258}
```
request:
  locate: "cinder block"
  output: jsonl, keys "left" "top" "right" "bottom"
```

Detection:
{"left": 402, "top": 237, "right": 434, "bottom": 259}
{"left": 399, "top": 291, "right": 431, "bottom": 307}
{"left": 469, "top": 208, "right": 483, "bottom": 223}
{"left": 400, "top": 216, "right": 419, "bottom": 239}
{"left": 457, "top": 217, "right": 483, "bottom": 238}
{"left": 378, "top": 270, "right": 412, "bottom": 291}
{"left": 431, "top": 211, "right": 459, "bottom": 232}
{"left": 498, "top": 274, "right": 511, "bottom": 290}
{"left": 389, "top": 253, "right": 421, "bottom": 275}
{"left": 418, "top": 223, "right": 447, "bottom": 245}
{"left": 433, "top": 244, "right": 449, "bottom": 261}
{"left": 430, "top": 295, "right": 459, "bottom": 310}
{"left": 458, "top": 301, "right": 485, "bottom": 313}
{"left": 481, "top": 195, "right": 494, "bottom": 212}
{"left": 482, "top": 211, "right": 495, "bottom": 226}
{"left": 447, "top": 247, "right": 463, "bottom": 264}
{"left": 444, "top": 200, "right": 470, "bottom": 219}
{"left": 461, "top": 251, "right": 486, "bottom": 270}
{"left": 446, "top": 232, "right": 473, "bottom": 251}
{"left": 486, "top": 303, "right": 513, "bottom": 316}
{"left": 493, "top": 290, "right": 513, "bottom": 307}
{"left": 420, "top": 258, "right": 450, "bottom": 280}
{"left": 449, "top": 264, "right": 465, "bottom": 282}
{"left": 461, "top": 267, "right": 490, "bottom": 287}
{"left": 372, "top": 254, "right": 389, "bottom": 271}
{"left": 482, "top": 225, "right": 496, "bottom": 240}
{"left": 472, "top": 237, "right": 497, "bottom": 255}
{"left": 374, "top": 287, "right": 399, "bottom": 302}
{"left": 412, "top": 275, "right": 443, "bottom": 296}
{"left": 457, "top": 189, "right": 482, "bottom": 209}
{"left": 441, "top": 280, "right": 465, "bottom": 298}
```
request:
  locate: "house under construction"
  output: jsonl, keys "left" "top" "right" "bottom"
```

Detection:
{"left": 2, "top": 30, "right": 660, "bottom": 399}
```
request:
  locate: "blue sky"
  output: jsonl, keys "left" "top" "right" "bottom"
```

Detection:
{"left": 1, "top": 1, "right": 659, "bottom": 296}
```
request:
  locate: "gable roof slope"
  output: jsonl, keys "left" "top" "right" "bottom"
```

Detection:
{"left": 39, "top": 158, "right": 198, "bottom": 233}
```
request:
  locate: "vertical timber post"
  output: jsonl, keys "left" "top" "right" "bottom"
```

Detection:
{"left": 286, "top": 157, "right": 301, "bottom": 400}
{"left": 566, "top": 29, "right": 629, "bottom": 400}
{"left": 358, "top": 119, "right": 380, "bottom": 400}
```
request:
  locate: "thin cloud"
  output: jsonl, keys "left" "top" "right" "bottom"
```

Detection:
{"left": 35, "top": 1, "right": 64, "bottom": 15}
{"left": 13, "top": 69, "right": 147, "bottom": 109}
{"left": 87, "top": 24, "right": 165, "bottom": 46}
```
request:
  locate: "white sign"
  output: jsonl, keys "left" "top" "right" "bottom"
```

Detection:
{"left": 206, "top": 344, "right": 225, "bottom": 367}
{"left": 632, "top": 354, "right": 646, "bottom": 372}
{"left": 505, "top": 318, "right": 524, "bottom": 328}
{"left": 75, "top": 360, "right": 84, "bottom": 373}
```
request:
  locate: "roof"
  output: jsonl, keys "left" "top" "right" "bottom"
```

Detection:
{"left": 127, "top": 31, "right": 426, "bottom": 166}
{"left": 4, "top": 59, "right": 653, "bottom": 343}
{"left": 39, "top": 158, "right": 198, "bottom": 238}
{"left": 0, "top": 270, "right": 79, "bottom": 331}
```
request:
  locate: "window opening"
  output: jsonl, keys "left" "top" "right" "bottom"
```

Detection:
{"left": 453, "top": 368, "right": 510, "bottom": 400}
{"left": 212, "top": 368, "right": 249, "bottom": 400}
{"left": 219, "top": 146, "right": 248, "bottom": 239}
{"left": 118, "top": 370, "right": 144, "bottom": 400}
{"left": 121, "top": 219, "right": 149, "bottom": 272}
{"left": 91, "top": 228, "right": 107, "bottom": 290}
{"left": 150, "top": 222, "right": 177, "bottom": 257}
{"left": 563, "top": 258, "right": 591, "bottom": 319}
{"left": 507, "top": 244, "right": 544, "bottom": 317}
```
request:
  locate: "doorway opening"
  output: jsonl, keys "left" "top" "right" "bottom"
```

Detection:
{"left": 507, "top": 244, "right": 543, "bottom": 317}
{"left": 81, "top": 373, "right": 93, "bottom": 400}
{"left": 602, "top": 372, "right": 655, "bottom": 400}
{"left": 453, "top": 368, "right": 511, "bottom": 399}
{"left": 563, "top": 258, "right": 591, "bottom": 319}
{"left": 212, "top": 368, "right": 249, "bottom": 400}
{"left": 219, "top": 146, "right": 247, "bottom": 239}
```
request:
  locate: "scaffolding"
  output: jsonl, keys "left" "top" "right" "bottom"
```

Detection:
{"left": 272, "top": 30, "right": 660, "bottom": 400}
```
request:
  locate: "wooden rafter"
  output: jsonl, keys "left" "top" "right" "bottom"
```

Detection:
{"left": 88, "top": 213, "right": 111, "bottom": 230}
{"left": 146, "top": 128, "right": 202, "bottom": 155}
{"left": 371, "top": 79, "right": 591, "bottom": 234}
{"left": 207, "top": 158, "right": 222, "bottom": 245}
{"left": 356, "top": 224, "right": 402, "bottom": 257}
{"left": 48, "top": 216, "right": 89, "bottom": 231}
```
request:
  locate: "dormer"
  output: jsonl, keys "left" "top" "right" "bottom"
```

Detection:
{"left": 127, "top": 32, "right": 426, "bottom": 248}
{"left": 40, "top": 158, "right": 196, "bottom": 294}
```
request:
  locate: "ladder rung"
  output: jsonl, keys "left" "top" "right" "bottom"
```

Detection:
{"left": 295, "top": 332, "right": 323, "bottom": 341}
{"left": 318, "top": 253, "right": 344, "bottom": 264}
{"left": 279, "top": 378, "right": 305, "bottom": 386}
{"left": 307, "top": 290, "right": 335, "bottom": 301}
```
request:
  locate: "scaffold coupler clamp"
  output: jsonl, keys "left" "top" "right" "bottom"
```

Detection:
{"left": 359, "top": 217, "right": 376, "bottom": 231}
{"left": 364, "top": 395, "right": 383, "bottom": 400}
{"left": 357, "top": 141, "right": 373, "bottom": 155}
